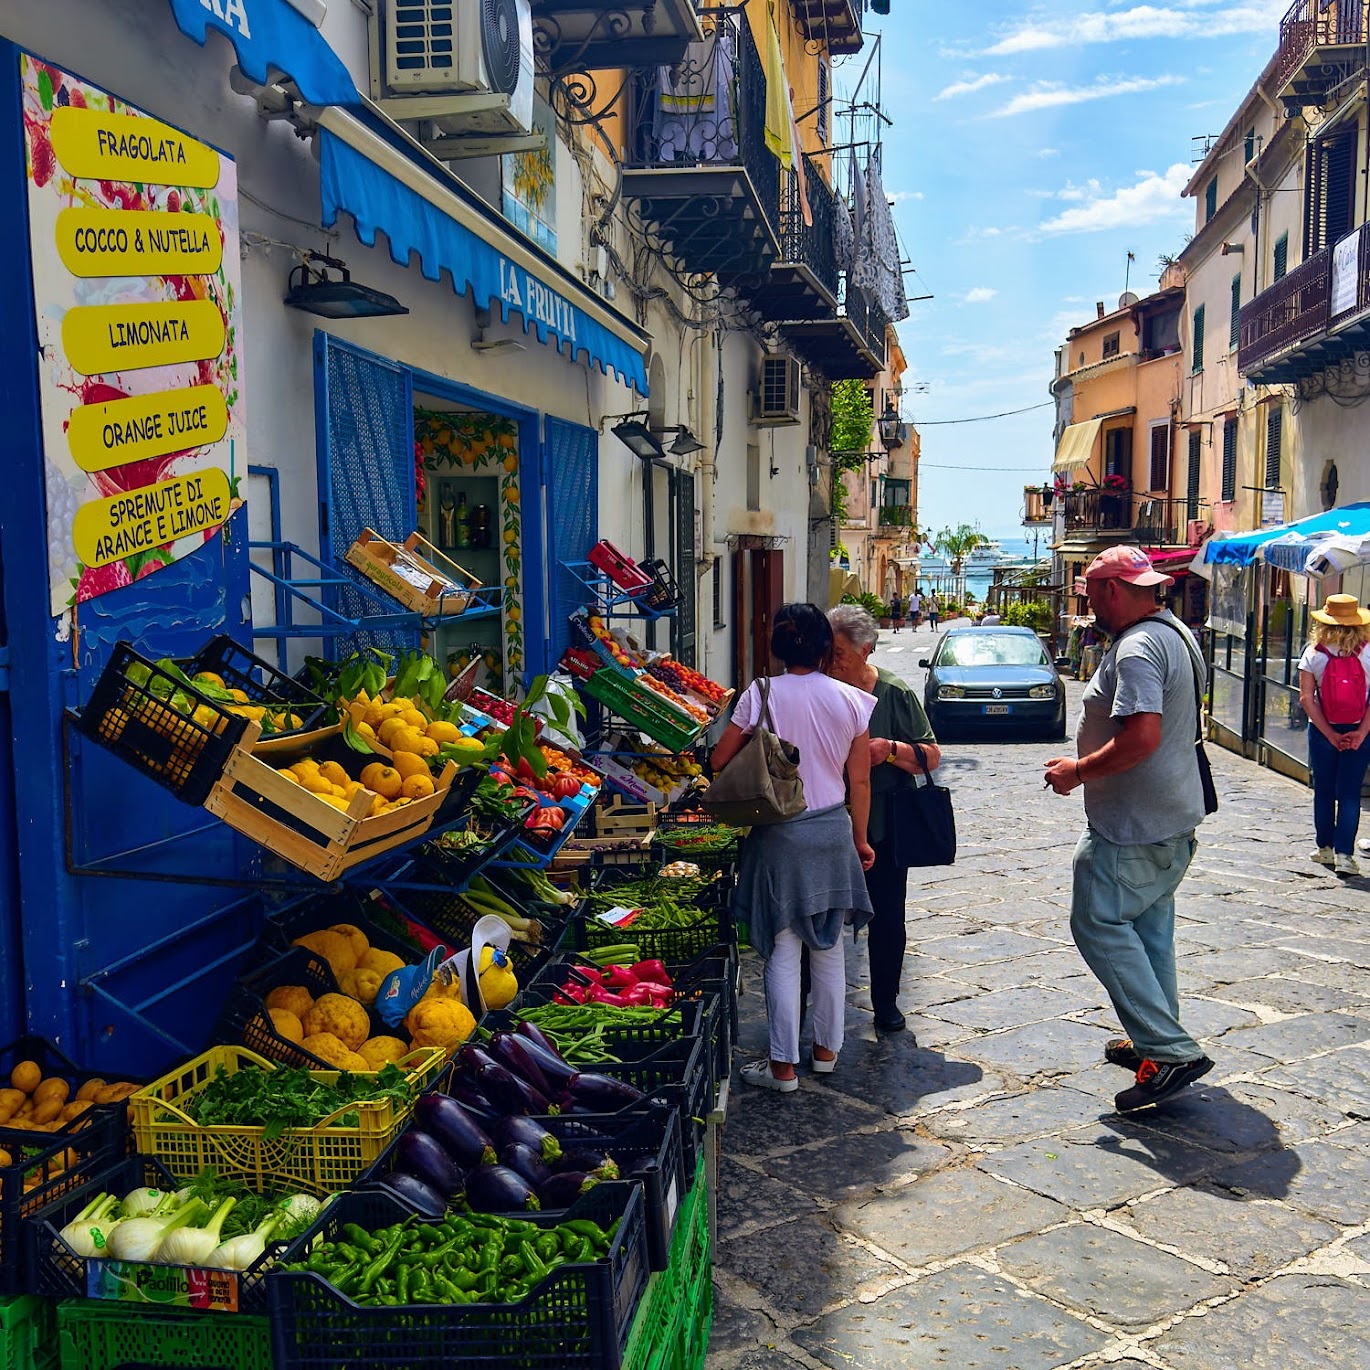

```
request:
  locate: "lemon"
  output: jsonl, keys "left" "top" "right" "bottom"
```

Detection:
{"left": 391, "top": 752, "right": 430, "bottom": 781}
{"left": 415, "top": 737, "right": 440, "bottom": 759}
{"left": 377, "top": 717, "right": 410, "bottom": 747}
{"left": 300, "top": 774, "right": 334, "bottom": 796}
{"left": 401, "top": 773, "right": 436, "bottom": 800}
{"left": 193, "top": 671, "right": 225, "bottom": 689}
{"left": 362, "top": 702, "right": 388, "bottom": 730}
{"left": 355, "top": 721, "right": 378, "bottom": 743}
{"left": 425, "top": 720, "right": 461, "bottom": 745}
{"left": 318, "top": 760, "right": 350, "bottom": 787}
{"left": 399, "top": 708, "right": 428, "bottom": 731}
{"left": 228, "top": 688, "right": 249, "bottom": 703}
{"left": 360, "top": 763, "right": 403, "bottom": 800}
{"left": 389, "top": 725, "right": 428, "bottom": 756}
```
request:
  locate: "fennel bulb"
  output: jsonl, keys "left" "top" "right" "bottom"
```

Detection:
{"left": 275, "top": 1194, "right": 321, "bottom": 1225}
{"left": 106, "top": 1199, "right": 206, "bottom": 1264}
{"left": 58, "top": 1194, "right": 121, "bottom": 1258}
{"left": 208, "top": 1212, "right": 281, "bottom": 1272}
{"left": 119, "top": 1187, "right": 167, "bottom": 1218}
{"left": 155, "top": 1196, "right": 236, "bottom": 1267}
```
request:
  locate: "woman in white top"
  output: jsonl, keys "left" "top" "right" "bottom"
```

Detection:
{"left": 1297, "top": 593, "right": 1370, "bottom": 875}
{"left": 711, "top": 604, "right": 875, "bottom": 1092}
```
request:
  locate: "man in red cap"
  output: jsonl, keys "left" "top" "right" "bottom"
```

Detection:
{"left": 1044, "top": 546, "right": 1213, "bottom": 1112}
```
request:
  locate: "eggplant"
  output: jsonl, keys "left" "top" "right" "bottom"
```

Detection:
{"left": 475, "top": 1061, "right": 550, "bottom": 1115}
{"left": 568, "top": 1071, "right": 646, "bottom": 1109}
{"left": 539, "top": 1170, "right": 599, "bottom": 1208}
{"left": 508, "top": 1031, "right": 578, "bottom": 1089}
{"left": 379, "top": 1171, "right": 446, "bottom": 1218}
{"left": 448, "top": 1083, "right": 499, "bottom": 1123}
{"left": 500, "top": 1142, "right": 551, "bottom": 1189}
{"left": 455, "top": 1043, "right": 504, "bottom": 1081}
{"left": 488, "top": 1032, "right": 553, "bottom": 1095}
{"left": 495, "top": 1115, "right": 563, "bottom": 1165}
{"left": 621, "top": 1156, "right": 655, "bottom": 1180}
{"left": 555, "top": 1147, "right": 614, "bottom": 1176}
{"left": 465, "top": 1163, "right": 541, "bottom": 1214}
{"left": 414, "top": 1094, "right": 497, "bottom": 1168}
{"left": 515, "top": 1021, "right": 577, "bottom": 1073}
{"left": 397, "top": 1129, "right": 466, "bottom": 1198}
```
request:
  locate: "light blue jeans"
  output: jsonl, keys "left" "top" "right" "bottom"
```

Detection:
{"left": 1070, "top": 827, "right": 1201, "bottom": 1064}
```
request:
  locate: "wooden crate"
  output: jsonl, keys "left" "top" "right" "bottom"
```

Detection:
{"left": 344, "top": 528, "right": 480, "bottom": 617}
{"left": 204, "top": 722, "right": 459, "bottom": 882}
{"left": 549, "top": 832, "right": 653, "bottom": 873}
{"left": 592, "top": 793, "right": 658, "bottom": 837}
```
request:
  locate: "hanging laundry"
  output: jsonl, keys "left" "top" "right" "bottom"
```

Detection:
{"left": 761, "top": 2, "right": 793, "bottom": 170}
{"left": 653, "top": 25, "right": 738, "bottom": 164}
{"left": 850, "top": 146, "right": 909, "bottom": 322}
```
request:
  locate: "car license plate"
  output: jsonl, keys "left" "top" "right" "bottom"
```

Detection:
{"left": 983, "top": 704, "right": 1011, "bottom": 715}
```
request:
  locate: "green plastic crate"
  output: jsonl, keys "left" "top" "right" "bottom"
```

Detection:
{"left": 57, "top": 1300, "right": 271, "bottom": 1370}
{"left": 669, "top": 1158, "right": 712, "bottom": 1370}
{"left": 583, "top": 671, "right": 703, "bottom": 753}
{"left": 620, "top": 1273, "right": 674, "bottom": 1370}
{"left": 0, "top": 1297, "right": 57, "bottom": 1370}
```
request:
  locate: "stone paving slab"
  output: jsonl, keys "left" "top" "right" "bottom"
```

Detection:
{"left": 706, "top": 647, "right": 1370, "bottom": 1369}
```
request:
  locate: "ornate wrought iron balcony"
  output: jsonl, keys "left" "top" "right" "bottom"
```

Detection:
{"left": 782, "top": 278, "right": 887, "bottom": 379}
{"left": 747, "top": 153, "right": 841, "bottom": 319}
{"left": 1275, "top": 0, "right": 1369, "bottom": 108}
{"left": 877, "top": 505, "right": 914, "bottom": 529}
{"left": 531, "top": 0, "right": 701, "bottom": 74}
{"left": 792, "top": 0, "right": 866, "bottom": 55}
{"left": 621, "top": 12, "right": 781, "bottom": 287}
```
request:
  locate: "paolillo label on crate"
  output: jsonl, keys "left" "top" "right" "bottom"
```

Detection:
{"left": 86, "top": 1258, "right": 242, "bottom": 1312}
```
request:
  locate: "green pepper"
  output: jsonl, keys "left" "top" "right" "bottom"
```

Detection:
{"left": 519, "top": 1240, "right": 549, "bottom": 1280}
{"left": 358, "top": 1224, "right": 409, "bottom": 1295}
{"left": 343, "top": 1223, "right": 382, "bottom": 1256}
{"left": 563, "top": 1219, "right": 608, "bottom": 1248}
{"left": 534, "top": 1232, "right": 559, "bottom": 1262}
{"left": 451, "top": 1267, "right": 481, "bottom": 1291}
{"left": 396, "top": 1264, "right": 412, "bottom": 1305}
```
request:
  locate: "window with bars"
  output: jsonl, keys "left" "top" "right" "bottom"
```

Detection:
{"left": 1265, "top": 406, "right": 1283, "bottom": 489}
{"left": 1229, "top": 273, "right": 1241, "bottom": 348}
{"left": 1149, "top": 423, "right": 1170, "bottom": 491}
{"left": 1205, "top": 177, "right": 1218, "bottom": 223}
{"left": 1187, "top": 428, "right": 1202, "bottom": 521}
{"left": 1273, "top": 233, "right": 1288, "bottom": 281}
{"left": 1221, "top": 416, "right": 1237, "bottom": 502}
{"left": 1191, "top": 304, "right": 1205, "bottom": 373}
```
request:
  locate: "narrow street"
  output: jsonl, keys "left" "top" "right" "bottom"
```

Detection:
{"left": 709, "top": 626, "right": 1370, "bottom": 1370}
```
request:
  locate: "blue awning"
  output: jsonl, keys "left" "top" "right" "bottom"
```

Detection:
{"left": 167, "top": 0, "right": 360, "bottom": 108}
{"left": 1200, "top": 503, "right": 1370, "bottom": 568}
{"left": 316, "top": 116, "right": 649, "bottom": 394}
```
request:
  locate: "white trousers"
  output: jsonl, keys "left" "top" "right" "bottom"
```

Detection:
{"left": 764, "top": 926, "right": 846, "bottom": 1065}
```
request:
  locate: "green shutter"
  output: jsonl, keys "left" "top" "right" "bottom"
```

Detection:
{"left": 1192, "top": 304, "right": 1205, "bottom": 373}
{"left": 1244, "top": 128, "right": 1256, "bottom": 165}
{"left": 1230, "top": 273, "right": 1241, "bottom": 348}
{"left": 1205, "top": 177, "right": 1218, "bottom": 223}
{"left": 1274, "top": 233, "right": 1288, "bottom": 281}
{"left": 1187, "top": 429, "right": 1202, "bottom": 521}
{"left": 1265, "top": 406, "right": 1283, "bottom": 488}
{"left": 1221, "top": 417, "right": 1237, "bottom": 502}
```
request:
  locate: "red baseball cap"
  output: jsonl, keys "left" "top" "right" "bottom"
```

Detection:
{"left": 1083, "top": 545, "right": 1174, "bottom": 588}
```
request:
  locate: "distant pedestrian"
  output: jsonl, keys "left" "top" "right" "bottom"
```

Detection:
{"left": 981, "top": 609, "right": 1002, "bottom": 626}
{"left": 889, "top": 594, "right": 903, "bottom": 632}
{"left": 908, "top": 589, "right": 922, "bottom": 630}
{"left": 1044, "top": 546, "right": 1213, "bottom": 1113}
{"left": 928, "top": 600, "right": 941, "bottom": 631}
{"left": 1298, "top": 593, "right": 1370, "bottom": 876}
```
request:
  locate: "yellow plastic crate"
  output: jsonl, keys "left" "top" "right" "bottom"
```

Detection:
{"left": 128, "top": 1045, "right": 442, "bottom": 1197}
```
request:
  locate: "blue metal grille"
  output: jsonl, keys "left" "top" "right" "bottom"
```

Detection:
{"left": 544, "top": 416, "right": 598, "bottom": 667}
{"left": 316, "top": 335, "right": 418, "bottom": 657}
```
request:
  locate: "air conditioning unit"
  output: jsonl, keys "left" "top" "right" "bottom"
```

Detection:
{"left": 385, "top": 0, "right": 534, "bottom": 134}
{"left": 754, "top": 354, "right": 801, "bottom": 427}
{"left": 1186, "top": 519, "right": 1209, "bottom": 547}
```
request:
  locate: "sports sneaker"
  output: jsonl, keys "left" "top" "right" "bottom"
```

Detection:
{"left": 1311, "top": 846, "right": 1335, "bottom": 867}
{"left": 1114, "top": 1056, "right": 1213, "bottom": 1113}
{"left": 739, "top": 1059, "right": 798, "bottom": 1093}
{"left": 1337, "top": 853, "right": 1362, "bottom": 876}
{"left": 1104, "top": 1037, "right": 1143, "bottom": 1071}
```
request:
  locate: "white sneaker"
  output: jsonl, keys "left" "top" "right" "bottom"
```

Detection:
{"left": 1336, "top": 853, "right": 1361, "bottom": 876}
{"left": 739, "top": 1059, "right": 798, "bottom": 1093}
{"left": 1358, "top": 839, "right": 1370, "bottom": 855}
{"left": 1312, "top": 847, "right": 1335, "bottom": 867}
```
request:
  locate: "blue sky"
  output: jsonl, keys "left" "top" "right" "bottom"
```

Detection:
{"left": 854, "top": 0, "right": 1286, "bottom": 543}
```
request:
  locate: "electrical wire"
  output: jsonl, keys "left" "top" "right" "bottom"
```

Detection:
{"left": 917, "top": 462, "right": 1050, "bottom": 471}
{"left": 913, "top": 401, "right": 1054, "bottom": 425}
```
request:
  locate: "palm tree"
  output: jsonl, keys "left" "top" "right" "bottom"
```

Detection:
{"left": 934, "top": 523, "right": 990, "bottom": 604}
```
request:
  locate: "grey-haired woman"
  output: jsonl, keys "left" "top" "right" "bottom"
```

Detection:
{"left": 828, "top": 604, "right": 942, "bottom": 1032}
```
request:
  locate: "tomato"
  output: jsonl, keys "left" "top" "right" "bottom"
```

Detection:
{"left": 551, "top": 774, "right": 582, "bottom": 801}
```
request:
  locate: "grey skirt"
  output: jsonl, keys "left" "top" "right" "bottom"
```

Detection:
{"left": 733, "top": 803, "right": 875, "bottom": 958}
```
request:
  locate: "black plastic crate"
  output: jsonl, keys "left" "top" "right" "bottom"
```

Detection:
{"left": 26, "top": 1154, "right": 294, "bottom": 1312}
{"left": 189, "top": 636, "right": 329, "bottom": 735}
{"left": 73, "top": 643, "right": 250, "bottom": 806}
{"left": 632, "top": 559, "right": 680, "bottom": 612}
{"left": 412, "top": 791, "right": 537, "bottom": 890}
{"left": 653, "top": 813, "right": 742, "bottom": 872}
{"left": 269, "top": 1182, "right": 648, "bottom": 1369}
{"left": 263, "top": 889, "right": 428, "bottom": 968}
{"left": 0, "top": 1036, "right": 137, "bottom": 1155}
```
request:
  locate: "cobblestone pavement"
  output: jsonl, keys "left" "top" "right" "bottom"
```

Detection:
{"left": 708, "top": 625, "right": 1370, "bottom": 1369}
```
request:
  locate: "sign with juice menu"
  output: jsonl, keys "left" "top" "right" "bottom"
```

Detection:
{"left": 21, "top": 53, "right": 244, "bottom": 615}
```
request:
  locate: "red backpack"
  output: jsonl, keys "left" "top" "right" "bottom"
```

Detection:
{"left": 1317, "top": 645, "right": 1367, "bottom": 725}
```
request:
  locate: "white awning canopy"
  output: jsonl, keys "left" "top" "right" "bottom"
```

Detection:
{"left": 1052, "top": 418, "right": 1103, "bottom": 472}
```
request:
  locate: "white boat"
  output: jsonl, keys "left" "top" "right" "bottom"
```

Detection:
{"left": 917, "top": 541, "right": 1012, "bottom": 575}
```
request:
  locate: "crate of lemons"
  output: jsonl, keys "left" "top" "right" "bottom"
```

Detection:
{"left": 264, "top": 921, "right": 483, "bottom": 1069}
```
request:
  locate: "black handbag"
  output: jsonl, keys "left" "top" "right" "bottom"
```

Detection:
{"left": 887, "top": 744, "right": 956, "bottom": 867}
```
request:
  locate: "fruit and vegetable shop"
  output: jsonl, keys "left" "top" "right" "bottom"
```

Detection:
{"left": 0, "top": 1, "right": 742, "bottom": 1364}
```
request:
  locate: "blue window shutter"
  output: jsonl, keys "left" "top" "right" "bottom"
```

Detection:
{"left": 543, "top": 416, "right": 598, "bottom": 670}
{"left": 314, "top": 332, "right": 417, "bottom": 658}
{"left": 1187, "top": 429, "right": 1202, "bottom": 521}
{"left": 1205, "top": 177, "right": 1218, "bottom": 223}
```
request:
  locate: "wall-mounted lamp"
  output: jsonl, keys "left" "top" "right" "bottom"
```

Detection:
{"left": 877, "top": 399, "right": 905, "bottom": 450}
{"left": 471, "top": 305, "right": 526, "bottom": 355}
{"left": 658, "top": 426, "right": 705, "bottom": 456}
{"left": 608, "top": 416, "right": 666, "bottom": 460}
{"left": 284, "top": 252, "right": 408, "bottom": 319}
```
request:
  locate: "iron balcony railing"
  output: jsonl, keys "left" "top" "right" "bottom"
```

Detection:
{"left": 843, "top": 280, "right": 889, "bottom": 367}
{"left": 1276, "top": 0, "right": 1370, "bottom": 93}
{"left": 625, "top": 11, "right": 780, "bottom": 241}
{"left": 779, "top": 154, "right": 840, "bottom": 302}
{"left": 1063, "top": 491, "right": 1198, "bottom": 544}
{"left": 877, "top": 505, "right": 915, "bottom": 529}
{"left": 1064, "top": 487, "right": 1135, "bottom": 533}
{"left": 1238, "top": 247, "right": 1331, "bottom": 374}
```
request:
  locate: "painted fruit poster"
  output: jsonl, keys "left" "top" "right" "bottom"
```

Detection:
{"left": 21, "top": 52, "right": 244, "bottom": 616}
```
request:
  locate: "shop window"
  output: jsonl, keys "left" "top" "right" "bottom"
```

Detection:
{"left": 1221, "top": 417, "right": 1237, "bottom": 502}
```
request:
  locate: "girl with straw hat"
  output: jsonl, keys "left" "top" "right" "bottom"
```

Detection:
{"left": 1298, "top": 593, "right": 1370, "bottom": 875}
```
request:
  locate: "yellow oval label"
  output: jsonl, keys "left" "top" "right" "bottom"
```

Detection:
{"left": 62, "top": 299, "right": 225, "bottom": 376}
{"left": 56, "top": 208, "right": 222, "bottom": 279}
{"left": 72, "top": 468, "right": 232, "bottom": 568}
{"left": 66, "top": 386, "right": 229, "bottom": 473}
{"left": 51, "top": 107, "right": 220, "bottom": 187}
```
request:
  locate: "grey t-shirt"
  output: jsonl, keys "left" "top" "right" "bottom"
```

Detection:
{"left": 1076, "top": 609, "right": 1206, "bottom": 845}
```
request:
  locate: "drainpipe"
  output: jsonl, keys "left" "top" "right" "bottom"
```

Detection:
{"left": 694, "top": 312, "right": 717, "bottom": 678}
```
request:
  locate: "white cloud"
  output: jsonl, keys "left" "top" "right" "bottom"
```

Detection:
{"left": 888, "top": 190, "right": 925, "bottom": 203}
{"left": 1037, "top": 147, "right": 1061, "bottom": 159}
{"left": 963, "top": 287, "right": 998, "bottom": 303}
{"left": 989, "top": 74, "right": 1183, "bottom": 118}
{"left": 934, "top": 72, "right": 1011, "bottom": 101}
{"left": 984, "top": 3, "right": 1285, "bottom": 55}
{"left": 1039, "top": 163, "right": 1192, "bottom": 235}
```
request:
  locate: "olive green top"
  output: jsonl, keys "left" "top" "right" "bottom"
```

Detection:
{"left": 867, "top": 666, "right": 937, "bottom": 848}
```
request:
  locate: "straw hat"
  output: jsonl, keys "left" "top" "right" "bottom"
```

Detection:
{"left": 1311, "top": 593, "right": 1370, "bottom": 627}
